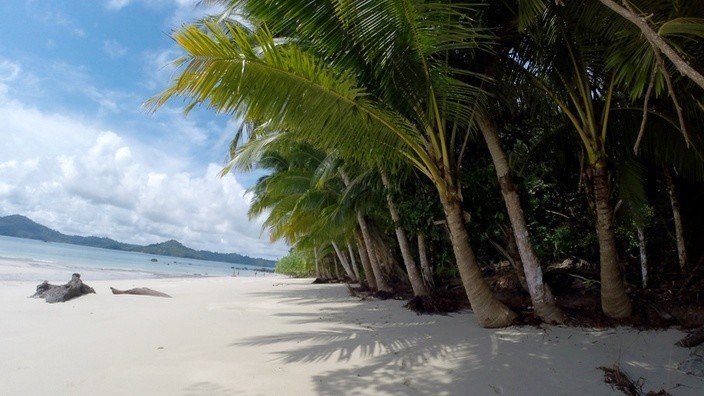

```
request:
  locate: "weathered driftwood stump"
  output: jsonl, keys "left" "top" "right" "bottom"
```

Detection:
{"left": 31, "top": 273, "right": 95, "bottom": 303}
{"left": 110, "top": 287, "right": 171, "bottom": 298}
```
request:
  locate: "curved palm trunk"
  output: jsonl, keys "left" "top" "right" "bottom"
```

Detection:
{"left": 439, "top": 192, "right": 517, "bottom": 328}
{"left": 417, "top": 233, "right": 435, "bottom": 291}
{"left": 333, "top": 256, "right": 340, "bottom": 280}
{"left": 332, "top": 241, "right": 357, "bottom": 281}
{"left": 504, "top": 224, "right": 530, "bottom": 293}
{"left": 478, "top": 115, "right": 564, "bottom": 323}
{"left": 370, "top": 224, "right": 397, "bottom": 280}
{"left": 347, "top": 242, "right": 360, "bottom": 280}
{"left": 590, "top": 163, "right": 632, "bottom": 318}
{"left": 355, "top": 230, "right": 377, "bottom": 289}
{"left": 637, "top": 226, "right": 647, "bottom": 288}
{"left": 380, "top": 171, "right": 429, "bottom": 297}
{"left": 357, "top": 212, "right": 392, "bottom": 292}
{"left": 664, "top": 167, "right": 688, "bottom": 273}
{"left": 314, "top": 246, "right": 321, "bottom": 279}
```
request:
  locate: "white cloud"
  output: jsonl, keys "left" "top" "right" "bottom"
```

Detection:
{"left": 103, "top": 40, "right": 128, "bottom": 58}
{"left": 0, "top": 60, "right": 21, "bottom": 82}
{"left": 141, "top": 48, "right": 182, "bottom": 91}
{"left": 0, "top": 61, "right": 287, "bottom": 260}
{"left": 105, "top": 0, "right": 223, "bottom": 26}
{"left": 26, "top": 1, "right": 86, "bottom": 38}
{"left": 106, "top": 0, "right": 132, "bottom": 10}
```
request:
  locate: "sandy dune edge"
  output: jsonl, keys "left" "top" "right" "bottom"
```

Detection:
{"left": 0, "top": 276, "right": 701, "bottom": 395}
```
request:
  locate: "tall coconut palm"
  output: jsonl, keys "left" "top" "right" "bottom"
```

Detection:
{"left": 151, "top": 1, "right": 517, "bottom": 327}
{"left": 512, "top": 0, "right": 704, "bottom": 318}
{"left": 510, "top": 5, "right": 634, "bottom": 318}
{"left": 520, "top": 0, "right": 704, "bottom": 89}
{"left": 380, "top": 170, "right": 429, "bottom": 297}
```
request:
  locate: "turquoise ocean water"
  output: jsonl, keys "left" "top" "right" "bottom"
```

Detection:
{"left": 0, "top": 235, "right": 274, "bottom": 282}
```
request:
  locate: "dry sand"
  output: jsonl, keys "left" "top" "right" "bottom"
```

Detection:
{"left": 0, "top": 276, "right": 702, "bottom": 395}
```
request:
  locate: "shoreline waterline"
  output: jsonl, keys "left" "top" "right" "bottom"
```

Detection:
{"left": 0, "top": 235, "right": 276, "bottom": 282}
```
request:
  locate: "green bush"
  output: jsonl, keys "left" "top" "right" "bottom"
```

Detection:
{"left": 275, "top": 249, "right": 314, "bottom": 277}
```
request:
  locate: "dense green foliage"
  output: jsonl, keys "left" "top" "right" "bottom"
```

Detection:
{"left": 154, "top": 0, "right": 704, "bottom": 326}
{"left": 275, "top": 249, "right": 315, "bottom": 277}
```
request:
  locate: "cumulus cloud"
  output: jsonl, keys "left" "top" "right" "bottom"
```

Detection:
{"left": 0, "top": 62, "right": 288, "bottom": 260}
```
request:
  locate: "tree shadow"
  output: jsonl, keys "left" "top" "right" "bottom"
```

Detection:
{"left": 231, "top": 283, "right": 701, "bottom": 395}
{"left": 183, "top": 381, "right": 243, "bottom": 396}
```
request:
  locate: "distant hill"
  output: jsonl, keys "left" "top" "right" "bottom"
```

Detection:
{"left": 0, "top": 215, "right": 275, "bottom": 267}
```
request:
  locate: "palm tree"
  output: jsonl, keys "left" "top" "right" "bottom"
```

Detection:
{"left": 380, "top": 170, "right": 429, "bottom": 297}
{"left": 242, "top": 141, "right": 359, "bottom": 277}
{"left": 510, "top": 5, "right": 634, "bottom": 318}
{"left": 151, "top": 1, "right": 517, "bottom": 327}
{"left": 511, "top": 1, "right": 704, "bottom": 318}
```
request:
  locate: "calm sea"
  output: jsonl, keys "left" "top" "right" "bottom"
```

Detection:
{"left": 0, "top": 235, "right": 275, "bottom": 282}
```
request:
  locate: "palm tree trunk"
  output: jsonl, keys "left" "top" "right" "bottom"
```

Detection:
{"left": 589, "top": 162, "right": 632, "bottom": 318}
{"left": 417, "top": 233, "right": 435, "bottom": 291}
{"left": 664, "top": 167, "right": 688, "bottom": 273}
{"left": 439, "top": 192, "right": 516, "bottom": 328}
{"left": 314, "top": 246, "right": 321, "bottom": 279}
{"left": 341, "top": 169, "right": 387, "bottom": 291}
{"left": 355, "top": 230, "right": 377, "bottom": 289}
{"left": 370, "top": 224, "right": 397, "bottom": 280}
{"left": 347, "top": 242, "right": 360, "bottom": 281}
{"left": 357, "top": 212, "right": 392, "bottom": 292}
{"left": 637, "top": 226, "right": 647, "bottom": 288}
{"left": 478, "top": 115, "right": 564, "bottom": 323}
{"left": 380, "top": 171, "right": 429, "bottom": 297}
{"left": 333, "top": 256, "right": 340, "bottom": 280}
{"left": 332, "top": 241, "right": 356, "bottom": 281}
{"left": 504, "top": 224, "right": 529, "bottom": 293}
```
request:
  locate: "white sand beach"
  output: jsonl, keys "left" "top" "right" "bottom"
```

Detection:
{"left": 0, "top": 275, "right": 702, "bottom": 395}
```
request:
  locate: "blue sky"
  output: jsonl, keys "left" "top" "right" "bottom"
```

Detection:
{"left": 0, "top": 0, "right": 287, "bottom": 260}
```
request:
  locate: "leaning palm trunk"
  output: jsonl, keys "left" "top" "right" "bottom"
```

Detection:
{"left": 637, "top": 226, "right": 647, "bottom": 288}
{"left": 380, "top": 172, "right": 429, "bottom": 297}
{"left": 477, "top": 115, "right": 564, "bottom": 323}
{"left": 332, "top": 241, "right": 357, "bottom": 281}
{"left": 504, "top": 224, "right": 530, "bottom": 293}
{"left": 314, "top": 246, "right": 321, "bottom": 279}
{"left": 357, "top": 212, "right": 392, "bottom": 292}
{"left": 370, "top": 224, "right": 397, "bottom": 280}
{"left": 347, "top": 242, "right": 361, "bottom": 281}
{"left": 355, "top": 230, "right": 377, "bottom": 289}
{"left": 333, "top": 257, "right": 340, "bottom": 280}
{"left": 439, "top": 192, "right": 517, "bottom": 327}
{"left": 417, "top": 233, "right": 435, "bottom": 291}
{"left": 664, "top": 167, "right": 688, "bottom": 273}
{"left": 589, "top": 163, "right": 632, "bottom": 318}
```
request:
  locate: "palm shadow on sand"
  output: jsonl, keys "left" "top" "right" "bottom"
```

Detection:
{"left": 227, "top": 283, "right": 694, "bottom": 395}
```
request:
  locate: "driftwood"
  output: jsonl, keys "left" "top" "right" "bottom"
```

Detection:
{"left": 110, "top": 287, "right": 171, "bottom": 298}
{"left": 676, "top": 327, "right": 704, "bottom": 348}
{"left": 31, "top": 273, "right": 95, "bottom": 303}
